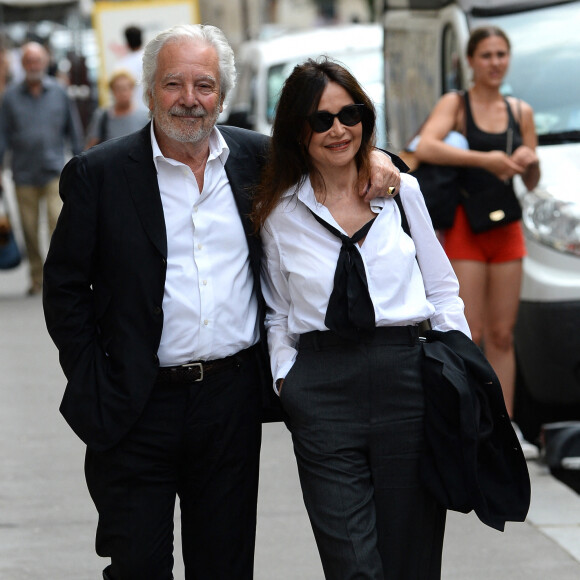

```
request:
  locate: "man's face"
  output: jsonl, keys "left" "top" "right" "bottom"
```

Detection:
{"left": 149, "top": 39, "right": 224, "bottom": 145}
{"left": 22, "top": 45, "right": 48, "bottom": 83}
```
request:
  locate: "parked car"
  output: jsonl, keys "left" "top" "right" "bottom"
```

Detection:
{"left": 223, "top": 24, "right": 387, "bottom": 148}
{"left": 382, "top": 0, "right": 580, "bottom": 443}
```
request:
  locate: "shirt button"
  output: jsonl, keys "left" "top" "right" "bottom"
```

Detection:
{"left": 202, "top": 280, "right": 207, "bottom": 286}
{"left": 197, "top": 243, "right": 203, "bottom": 250}
{"left": 203, "top": 319, "right": 209, "bottom": 326}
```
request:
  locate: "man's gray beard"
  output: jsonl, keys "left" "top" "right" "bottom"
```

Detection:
{"left": 154, "top": 104, "right": 220, "bottom": 144}
{"left": 25, "top": 71, "right": 44, "bottom": 83}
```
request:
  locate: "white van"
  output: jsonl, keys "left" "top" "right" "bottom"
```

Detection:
{"left": 382, "top": 0, "right": 580, "bottom": 437}
{"left": 223, "top": 24, "right": 387, "bottom": 148}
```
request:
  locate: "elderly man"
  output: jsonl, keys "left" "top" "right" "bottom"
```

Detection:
{"left": 43, "top": 24, "right": 401, "bottom": 579}
{"left": 0, "top": 41, "right": 83, "bottom": 295}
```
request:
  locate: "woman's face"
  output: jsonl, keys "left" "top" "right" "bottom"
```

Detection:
{"left": 468, "top": 35, "right": 510, "bottom": 88}
{"left": 111, "top": 76, "right": 135, "bottom": 108}
{"left": 305, "top": 81, "right": 363, "bottom": 173}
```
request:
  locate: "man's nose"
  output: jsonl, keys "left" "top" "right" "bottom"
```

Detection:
{"left": 180, "top": 86, "right": 199, "bottom": 106}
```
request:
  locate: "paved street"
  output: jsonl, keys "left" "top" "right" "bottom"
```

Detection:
{"left": 2, "top": 230, "right": 580, "bottom": 578}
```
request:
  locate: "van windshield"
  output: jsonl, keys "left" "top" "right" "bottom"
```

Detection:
{"left": 472, "top": 1, "right": 580, "bottom": 143}
{"left": 266, "top": 50, "right": 383, "bottom": 124}
{"left": 266, "top": 49, "right": 386, "bottom": 148}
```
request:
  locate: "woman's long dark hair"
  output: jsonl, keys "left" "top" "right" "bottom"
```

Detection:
{"left": 251, "top": 57, "right": 376, "bottom": 230}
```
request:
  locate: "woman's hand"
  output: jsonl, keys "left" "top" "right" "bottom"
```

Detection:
{"left": 360, "top": 150, "right": 401, "bottom": 201}
{"left": 485, "top": 150, "right": 525, "bottom": 181}
{"left": 511, "top": 145, "right": 539, "bottom": 171}
{"left": 511, "top": 145, "right": 541, "bottom": 190}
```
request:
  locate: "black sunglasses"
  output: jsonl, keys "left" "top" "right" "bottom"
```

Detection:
{"left": 306, "top": 104, "right": 366, "bottom": 133}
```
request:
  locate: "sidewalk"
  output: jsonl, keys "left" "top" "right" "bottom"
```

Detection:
{"left": 1, "top": 264, "right": 580, "bottom": 579}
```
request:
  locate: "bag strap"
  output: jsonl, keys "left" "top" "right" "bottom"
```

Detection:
{"left": 393, "top": 194, "right": 411, "bottom": 238}
{"left": 392, "top": 193, "right": 432, "bottom": 333}
{"left": 455, "top": 90, "right": 466, "bottom": 136}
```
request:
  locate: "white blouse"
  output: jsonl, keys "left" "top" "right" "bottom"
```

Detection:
{"left": 261, "top": 172, "right": 471, "bottom": 386}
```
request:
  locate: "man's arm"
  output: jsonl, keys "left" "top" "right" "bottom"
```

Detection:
{"left": 0, "top": 90, "right": 12, "bottom": 170}
{"left": 360, "top": 149, "right": 408, "bottom": 201}
{"left": 43, "top": 154, "right": 99, "bottom": 379}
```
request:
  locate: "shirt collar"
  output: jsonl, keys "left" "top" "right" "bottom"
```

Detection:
{"left": 150, "top": 123, "right": 229, "bottom": 171}
{"left": 19, "top": 76, "right": 50, "bottom": 95}
{"left": 285, "top": 176, "right": 387, "bottom": 213}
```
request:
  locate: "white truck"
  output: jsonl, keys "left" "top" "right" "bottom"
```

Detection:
{"left": 223, "top": 23, "right": 387, "bottom": 148}
{"left": 381, "top": 0, "right": 580, "bottom": 440}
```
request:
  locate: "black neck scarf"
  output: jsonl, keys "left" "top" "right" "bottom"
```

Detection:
{"left": 310, "top": 210, "right": 376, "bottom": 341}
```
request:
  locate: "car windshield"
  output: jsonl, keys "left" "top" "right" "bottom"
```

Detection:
{"left": 471, "top": 2, "right": 580, "bottom": 142}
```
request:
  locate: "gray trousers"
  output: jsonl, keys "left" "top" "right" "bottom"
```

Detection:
{"left": 280, "top": 327, "right": 446, "bottom": 580}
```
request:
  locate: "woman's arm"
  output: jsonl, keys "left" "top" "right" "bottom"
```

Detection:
{"left": 399, "top": 174, "right": 471, "bottom": 337}
{"left": 260, "top": 224, "right": 299, "bottom": 393}
{"left": 415, "top": 92, "right": 525, "bottom": 181}
{"left": 509, "top": 98, "right": 540, "bottom": 191}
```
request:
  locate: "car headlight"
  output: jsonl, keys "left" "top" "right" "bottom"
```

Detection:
{"left": 521, "top": 188, "right": 580, "bottom": 257}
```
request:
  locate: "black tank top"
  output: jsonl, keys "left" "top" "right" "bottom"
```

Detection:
{"left": 461, "top": 92, "right": 522, "bottom": 194}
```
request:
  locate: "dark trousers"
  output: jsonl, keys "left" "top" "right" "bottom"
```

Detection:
{"left": 85, "top": 351, "right": 262, "bottom": 580}
{"left": 280, "top": 327, "right": 446, "bottom": 580}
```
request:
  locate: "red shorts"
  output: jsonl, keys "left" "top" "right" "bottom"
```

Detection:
{"left": 443, "top": 205, "right": 526, "bottom": 263}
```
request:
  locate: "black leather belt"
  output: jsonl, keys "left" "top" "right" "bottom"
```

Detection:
{"left": 156, "top": 346, "right": 255, "bottom": 385}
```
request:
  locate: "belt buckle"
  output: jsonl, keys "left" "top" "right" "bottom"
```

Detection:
{"left": 182, "top": 361, "right": 204, "bottom": 382}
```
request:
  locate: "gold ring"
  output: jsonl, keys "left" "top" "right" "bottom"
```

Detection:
{"left": 387, "top": 186, "right": 395, "bottom": 195}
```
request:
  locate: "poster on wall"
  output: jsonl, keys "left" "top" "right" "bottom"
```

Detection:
{"left": 92, "top": 0, "right": 200, "bottom": 105}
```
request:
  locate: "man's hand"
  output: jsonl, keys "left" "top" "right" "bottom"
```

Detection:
{"left": 360, "top": 149, "right": 401, "bottom": 202}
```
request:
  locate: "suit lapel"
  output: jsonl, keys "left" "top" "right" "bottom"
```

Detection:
{"left": 124, "top": 125, "right": 168, "bottom": 258}
{"left": 223, "top": 136, "right": 254, "bottom": 236}
{"left": 120, "top": 125, "right": 260, "bottom": 260}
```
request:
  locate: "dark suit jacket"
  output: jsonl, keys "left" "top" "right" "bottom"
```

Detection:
{"left": 420, "top": 329, "right": 531, "bottom": 532}
{"left": 43, "top": 123, "right": 277, "bottom": 451}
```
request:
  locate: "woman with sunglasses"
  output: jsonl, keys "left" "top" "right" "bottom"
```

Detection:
{"left": 252, "top": 58, "right": 470, "bottom": 579}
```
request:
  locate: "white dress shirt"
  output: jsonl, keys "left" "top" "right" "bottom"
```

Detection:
{"left": 153, "top": 125, "right": 259, "bottom": 366}
{"left": 261, "top": 172, "right": 471, "bottom": 385}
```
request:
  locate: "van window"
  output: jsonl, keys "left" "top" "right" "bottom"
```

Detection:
{"left": 234, "top": 62, "right": 255, "bottom": 113}
{"left": 265, "top": 49, "right": 384, "bottom": 125}
{"left": 442, "top": 23, "right": 463, "bottom": 93}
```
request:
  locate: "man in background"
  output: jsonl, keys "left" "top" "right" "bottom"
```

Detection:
{"left": 0, "top": 41, "right": 83, "bottom": 295}
{"left": 115, "top": 25, "right": 147, "bottom": 112}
